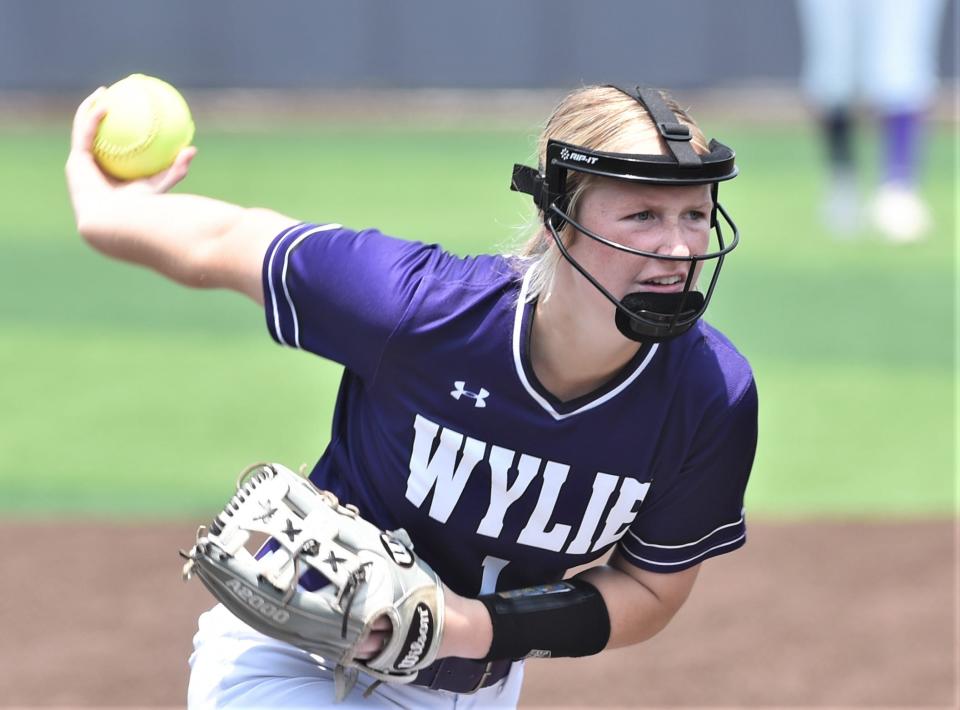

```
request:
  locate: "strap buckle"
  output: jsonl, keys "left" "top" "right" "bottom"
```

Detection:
{"left": 468, "top": 661, "right": 495, "bottom": 693}
{"left": 657, "top": 121, "right": 692, "bottom": 141}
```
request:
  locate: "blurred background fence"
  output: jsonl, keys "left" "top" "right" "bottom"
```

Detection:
{"left": 0, "top": 0, "right": 956, "bottom": 91}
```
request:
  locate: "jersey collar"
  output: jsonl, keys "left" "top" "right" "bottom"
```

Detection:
{"left": 511, "top": 268, "right": 659, "bottom": 421}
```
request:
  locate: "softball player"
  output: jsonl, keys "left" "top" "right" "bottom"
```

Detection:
{"left": 66, "top": 84, "right": 758, "bottom": 709}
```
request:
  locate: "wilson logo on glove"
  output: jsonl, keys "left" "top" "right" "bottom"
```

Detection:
{"left": 396, "top": 603, "right": 434, "bottom": 670}
{"left": 380, "top": 533, "right": 415, "bottom": 567}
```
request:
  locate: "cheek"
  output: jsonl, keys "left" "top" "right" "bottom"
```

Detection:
{"left": 689, "top": 223, "right": 712, "bottom": 253}
{"left": 561, "top": 232, "right": 619, "bottom": 282}
{"left": 568, "top": 231, "right": 622, "bottom": 267}
{"left": 573, "top": 238, "right": 653, "bottom": 292}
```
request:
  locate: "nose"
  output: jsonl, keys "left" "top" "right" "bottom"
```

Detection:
{"left": 661, "top": 242, "right": 691, "bottom": 258}
{"left": 654, "top": 221, "right": 692, "bottom": 258}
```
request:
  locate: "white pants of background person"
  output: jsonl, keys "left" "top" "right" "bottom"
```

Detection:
{"left": 797, "top": 0, "right": 945, "bottom": 112}
{"left": 188, "top": 604, "right": 525, "bottom": 709}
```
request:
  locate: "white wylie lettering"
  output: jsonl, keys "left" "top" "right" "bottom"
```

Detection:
{"left": 405, "top": 415, "right": 486, "bottom": 522}
{"left": 405, "top": 414, "right": 650, "bottom": 553}
{"left": 476, "top": 446, "right": 540, "bottom": 537}
{"left": 516, "top": 461, "right": 570, "bottom": 551}
{"left": 565, "top": 472, "right": 620, "bottom": 554}
{"left": 592, "top": 477, "right": 651, "bottom": 550}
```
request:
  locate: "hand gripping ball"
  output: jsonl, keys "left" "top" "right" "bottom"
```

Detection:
{"left": 92, "top": 73, "right": 195, "bottom": 180}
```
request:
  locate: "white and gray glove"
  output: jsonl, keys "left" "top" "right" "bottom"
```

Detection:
{"left": 182, "top": 463, "right": 444, "bottom": 699}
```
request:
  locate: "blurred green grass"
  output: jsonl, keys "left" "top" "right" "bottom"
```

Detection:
{"left": 0, "top": 120, "right": 954, "bottom": 519}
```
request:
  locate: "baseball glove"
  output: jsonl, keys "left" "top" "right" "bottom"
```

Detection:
{"left": 181, "top": 462, "right": 444, "bottom": 699}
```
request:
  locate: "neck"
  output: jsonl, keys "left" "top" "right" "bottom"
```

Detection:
{"left": 529, "top": 284, "right": 642, "bottom": 403}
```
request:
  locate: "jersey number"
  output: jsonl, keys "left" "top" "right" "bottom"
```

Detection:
{"left": 479, "top": 555, "right": 510, "bottom": 594}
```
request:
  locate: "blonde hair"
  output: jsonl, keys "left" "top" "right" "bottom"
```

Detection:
{"left": 512, "top": 85, "right": 710, "bottom": 301}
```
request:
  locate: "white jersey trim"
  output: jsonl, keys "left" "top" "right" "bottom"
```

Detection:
{"left": 625, "top": 513, "right": 745, "bottom": 549}
{"left": 511, "top": 269, "right": 658, "bottom": 421}
{"left": 266, "top": 224, "right": 301, "bottom": 346}
{"left": 266, "top": 223, "right": 341, "bottom": 348}
{"left": 618, "top": 532, "right": 746, "bottom": 567}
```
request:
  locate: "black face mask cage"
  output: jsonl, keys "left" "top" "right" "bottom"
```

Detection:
{"left": 544, "top": 201, "right": 739, "bottom": 342}
{"left": 509, "top": 85, "right": 740, "bottom": 343}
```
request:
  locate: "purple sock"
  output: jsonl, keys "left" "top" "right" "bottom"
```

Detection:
{"left": 882, "top": 111, "right": 923, "bottom": 187}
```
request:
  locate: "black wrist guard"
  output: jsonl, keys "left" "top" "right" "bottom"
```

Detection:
{"left": 478, "top": 578, "right": 611, "bottom": 661}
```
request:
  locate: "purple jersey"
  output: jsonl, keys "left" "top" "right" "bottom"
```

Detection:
{"left": 262, "top": 223, "right": 758, "bottom": 596}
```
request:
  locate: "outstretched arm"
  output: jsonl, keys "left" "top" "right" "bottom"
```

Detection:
{"left": 65, "top": 88, "right": 298, "bottom": 304}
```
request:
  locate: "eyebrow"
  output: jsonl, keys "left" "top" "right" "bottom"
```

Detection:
{"left": 626, "top": 199, "right": 713, "bottom": 211}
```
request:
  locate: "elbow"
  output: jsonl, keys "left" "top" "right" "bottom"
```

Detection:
{"left": 618, "top": 597, "right": 682, "bottom": 649}
{"left": 641, "top": 603, "right": 681, "bottom": 641}
{"left": 584, "top": 558, "right": 700, "bottom": 649}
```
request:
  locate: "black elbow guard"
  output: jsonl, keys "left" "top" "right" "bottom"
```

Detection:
{"left": 478, "top": 578, "right": 611, "bottom": 661}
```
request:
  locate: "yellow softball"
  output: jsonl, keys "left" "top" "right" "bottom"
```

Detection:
{"left": 92, "top": 73, "right": 195, "bottom": 180}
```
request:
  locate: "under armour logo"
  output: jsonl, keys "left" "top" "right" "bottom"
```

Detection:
{"left": 450, "top": 381, "right": 489, "bottom": 408}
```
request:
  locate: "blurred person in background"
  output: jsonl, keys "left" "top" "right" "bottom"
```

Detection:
{"left": 797, "top": 0, "right": 948, "bottom": 242}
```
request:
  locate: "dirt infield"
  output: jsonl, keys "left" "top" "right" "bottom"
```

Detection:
{"left": 1, "top": 519, "right": 955, "bottom": 708}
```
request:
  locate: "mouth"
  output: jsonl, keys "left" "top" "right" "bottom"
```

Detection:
{"left": 635, "top": 273, "right": 687, "bottom": 292}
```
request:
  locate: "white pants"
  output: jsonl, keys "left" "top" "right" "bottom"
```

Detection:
{"left": 188, "top": 604, "right": 525, "bottom": 709}
{"left": 797, "top": 0, "right": 947, "bottom": 112}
